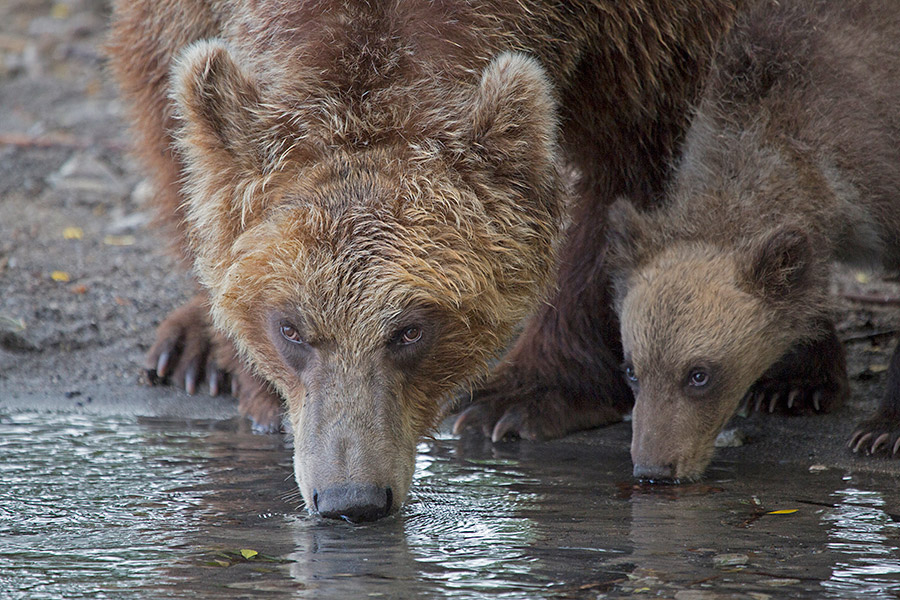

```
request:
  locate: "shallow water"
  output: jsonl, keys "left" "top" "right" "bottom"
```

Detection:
{"left": 2, "top": 412, "right": 899, "bottom": 599}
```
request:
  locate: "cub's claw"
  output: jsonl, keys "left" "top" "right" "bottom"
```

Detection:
{"left": 747, "top": 385, "right": 835, "bottom": 415}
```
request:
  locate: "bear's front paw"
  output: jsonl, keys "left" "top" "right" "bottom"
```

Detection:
{"left": 849, "top": 415, "right": 900, "bottom": 456}
{"left": 229, "top": 366, "right": 284, "bottom": 434}
{"left": 145, "top": 295, "right": 227, "bottom": 395}
{"left": 453, "top": 380, "right": 624, "bottom": 443}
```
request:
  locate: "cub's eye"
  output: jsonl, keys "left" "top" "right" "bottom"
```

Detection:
{"left": 688, "top": 368, "right": 709, "bottom": 387}
{"left": 280, "top": 324, "right": 304, "bottom": 344}
{"left": 397, "top": 325, "right": 422, "bottom": 346}
{"left": 623, "top": 365, "right": 638, "bottom": 383}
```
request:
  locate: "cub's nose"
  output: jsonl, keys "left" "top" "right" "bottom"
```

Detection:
{"left": 633, "top": 463, "right": 676, "bottom": 482}
{"left": 313, "top": 484, "right": 394, "bottom": 522}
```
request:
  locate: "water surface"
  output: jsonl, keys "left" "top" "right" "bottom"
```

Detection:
{"left": 2, "top": 412, "right": 899, "bottom": 599}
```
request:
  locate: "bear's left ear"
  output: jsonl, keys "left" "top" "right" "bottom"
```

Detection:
{"left": 740, "top": 225, "right": 813, "bottom": 301}
{"left": 464, "top": 52, "right": 559, "bottom": 194}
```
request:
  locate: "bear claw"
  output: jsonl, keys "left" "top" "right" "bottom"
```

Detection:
{"left": 848, "top": 415, "right": 900, "bottom": 456}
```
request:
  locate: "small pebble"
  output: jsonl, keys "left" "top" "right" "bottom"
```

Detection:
{"left": 715, "top": 428, "right": 745, "bottom": 448}
{"left": 713, "top": 553, "right": 749, "bottom": 568}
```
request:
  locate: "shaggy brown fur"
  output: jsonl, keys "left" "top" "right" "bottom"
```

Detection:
{"left": 107, "top": 0, "right": 738, "bottom": 518}
{"left": 609, "top": 0, "right": 900, "bottom": 481}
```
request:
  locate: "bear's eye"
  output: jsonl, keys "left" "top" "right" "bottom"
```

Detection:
{"left": 688, "top": 368, "right": 709, "bottom": 387}
{"left": 280, "top": 324, "right": 304, "bottom": 345}
{"left": 397, "top": 325, "right": 422, "bottom": 346}
{"left": 623, "top": 364, "right": 638, "bottom": 383}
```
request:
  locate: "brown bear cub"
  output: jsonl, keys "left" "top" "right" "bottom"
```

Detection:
{"left": 609, "top": 0, "right": 900, "bottom": 481}
{"left": 108, "top": 0, "right": 739, "bottom": 520}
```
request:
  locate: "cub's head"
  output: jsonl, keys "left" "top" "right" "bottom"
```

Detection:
{"left": 608, "top": 199, "right": 821, "bottom": 482}
{"left": 170, "top": 41, "right": 565, "bottom": 520}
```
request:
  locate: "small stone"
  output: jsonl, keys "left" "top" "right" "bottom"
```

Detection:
{"left": 761, "top": 578, "right": 801, "bottom": 587}
{"left": 714, "top": 428, "right": 745, "bottom": 448}
{"left": 713, "top": 553, "right": 749, "bottom": 568}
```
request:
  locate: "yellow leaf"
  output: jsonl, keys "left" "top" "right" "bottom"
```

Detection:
{"left": 240, "top": 549, "right": 258, "bottom": 559}
{"left": 767, "top": 509, "right": 798, "bottom": 515}
{"left": 103, "top": 235, "right": 136, "bottom": 246}
{"left": 869, "top": 364, "right": 889, "bottom": 374}
{"left": 51, "top": 271, "right": 70, "bottom": 282}
{"left": 855, "top": 272, "right": 870, "bottom": 284}
{"left": 51, "top": 3, "right": 70, "bottom": 19}
{"left": 63, "top": 226, "right": 83, "bottom": 240}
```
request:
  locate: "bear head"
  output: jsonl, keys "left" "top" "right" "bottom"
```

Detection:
{"left": 170, "top": 41, "right": 565, "bottom": 520}
{"left": 608, "top": 198, "right": 823, "bottom": 482}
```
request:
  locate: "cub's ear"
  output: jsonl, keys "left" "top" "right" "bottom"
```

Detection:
{"left": 171, "top": 39, "right": 264, "bottom": 174}
{"left": 606, "top": 197, "right": 650, "bottom": 276}
{"left": 740, "top": 225, "right": 812, "bottom": 301}
{"left": 466, "top": 52, "right": 559, "bottom": 194}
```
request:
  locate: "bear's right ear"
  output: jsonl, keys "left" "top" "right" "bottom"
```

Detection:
{"left": 740, "top": 225, "right": 813, "bottom": 302}
{"left": 171, "top": 40, "right": 265, "bottom": 176}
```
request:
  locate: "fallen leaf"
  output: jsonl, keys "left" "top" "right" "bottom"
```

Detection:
{"left": 51, "top": 270, "right": 70, "bottom": 282}
{"left": 63, "top": 226, "right": 83, "bottom": 240}
{"left": 855, "top": 272, "right": 870, "bottom": 284}
{"left": 766, "top": 509, "right": 798, "bottom": 515}
{"left": 868, "top": 364, "right": 889, "bottom": 374}
{"left": 51, "top": 3, "right": 70, "bottom": 19}
{"left": 69, "top": 283, "right": 88, "bottom": 294}
{"left": 240, "top": 549, "right": 258, "bottom": 560}
{"left": 103, "top": 234, "right": 136, "bottom": 246}
{"left": 114, "top": 296, "right": 130, "bottom": 306}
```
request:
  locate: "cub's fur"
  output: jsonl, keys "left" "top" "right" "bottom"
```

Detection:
{"left": 610, "top": 0, "right": 900, "bottom": 480}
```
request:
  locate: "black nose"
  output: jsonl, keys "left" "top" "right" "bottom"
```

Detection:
{"left": 633, "top": 463, "right": 676, "bottom": 482}
{"left": 314, "top": 484, "right": 394, "bottom": 522}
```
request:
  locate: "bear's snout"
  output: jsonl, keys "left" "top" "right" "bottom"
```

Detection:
{"left": 632, "top": 462, "right": 675, "bottom": 482}
{"left": 314, "top": 483, "right": 395, "bottom": 522}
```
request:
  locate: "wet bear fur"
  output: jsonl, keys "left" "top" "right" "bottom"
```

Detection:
{"left": 107, "top": 0, "right": 738, "bottom": 518}
{"left": 609, "top": 0, "right": 900, "bottom": 481}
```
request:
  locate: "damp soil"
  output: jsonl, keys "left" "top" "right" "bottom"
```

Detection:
{"left": 2, "top": 1, "right": 900, "bottom": 599}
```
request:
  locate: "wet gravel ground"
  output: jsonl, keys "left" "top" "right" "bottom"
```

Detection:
{"left": 1, "top": 1, "right": 900, "bottom": 598}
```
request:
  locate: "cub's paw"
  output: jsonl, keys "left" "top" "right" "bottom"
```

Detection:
{"left": 145, "top": 295, "right": 227, "bottom": 396}
{"left": 744, "top": 383, "right": 844, "bottom": 415}
{"left": 453, "top": 373, "right": 627, "bottom": 443}
{"left": 848, "top": 415, "right": 900, "bottom": 456}
{"left": 745, "top": 326, "right": 848, "bottom": 415}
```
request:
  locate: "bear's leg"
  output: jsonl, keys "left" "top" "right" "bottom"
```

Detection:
{"left": 146, "top": 294, "right": 284, "bottom": 432}
{"left": 849, "top": 339, "right": 900, "bottom": 455}
{"left": 744, "top": 319, "right": 849, "bottom": 415}
{"left": 454, "top": 205, "right": 633, "bottom": 442}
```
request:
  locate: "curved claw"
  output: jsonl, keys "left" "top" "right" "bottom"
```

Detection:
{"left": 853, "top": 432, "right": 874, "bottom": 454}
{"left": 156, "top": 349, "right": 172, "bottom": 379}
{"left": 787, "top": 389, "right": 800, "bottom": 409}
{"left": 871, "top": 433, "right": 891, "bottom": 454}
{"left": 491, "top": 411, "right": 522, "bottom": 443}
{"left": 452, "top": 405, "right": 478, "bottom": 436}
{"left": 754, "top": 391, "right": 765, "bottom": 412}
{"left": 768, "top": 392, "right": 780, "bottom": 414}
{"left": 184, "top": 362, "right": 199, "bottom": 395}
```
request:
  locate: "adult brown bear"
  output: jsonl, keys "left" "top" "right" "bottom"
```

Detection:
{"left": 108, "top": 0, "right": 738, "bottom": 520}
